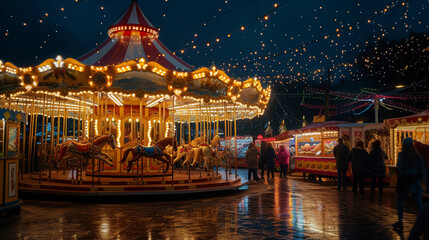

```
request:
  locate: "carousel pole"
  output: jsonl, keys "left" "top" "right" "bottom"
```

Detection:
{"left": 21, "top": 101, "right": 26, "bottom": 179}
{"left": 43, "top": 97, "right": 49, "bottom": 176}
{"left": 39, "top": 94, "right": 46, "bottom": 183}
{"left": 234, "top": 103, "right": 237, "bottom": 179}
{"left": 187, "top": 105, "right": 191, "bottom": 144}
{"left": 171, "top": 95, "right": 175, "bottom": 185}
{"left": 104, "top": 95, "right": 107, "bottom": 134}
{"left": 196, "top": 104, "right": 199, "bottom": 138}
{"left": 163, "top": 99, "right": 166, "bottom": 139}
{"left": 199, "top": 103, "right": 202, "bottom": 178}
{"left": 140, "top": 97, "right": 143, "bottom": 182}
{"left": 63, "top": 101, "right": 67, "bottom": 143}
{"left": 72, "top": 111, "right": 75, "bottom": 141}
{"left": 158, "top": 100, "right": 162, "bottom": 142}
{"left": 97, "top": 94, "right": 101, "bottom": 182}
{"left": 92, "top": 92, "right": 95, "bottom": 187}
{"left": 56, "top": 99, "right": 61, "bottom": 146}
{"left": 28, "top": 99, "right": 35, "bottom": 173}
{"left": 48, "top": 96, "right": 55, "bottom": 179}
{"left": 179, "top": 113, "right": 183, "bottom": 146}
{"left": 78, "top": 98, "right": 82, "bottom": 141}
{"left": 216, "top": 109, "right": 220, "bottom": 176}
{"left": 139, "top": 98, "right": 143, "bottom": 144}
{"left": 31, "top": 103, "right": 38, "bottom": 173}
{"left": 224, "top": 103, "right": 228, "bottom": 182}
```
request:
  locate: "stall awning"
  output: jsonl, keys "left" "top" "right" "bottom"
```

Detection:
{"left": 384, "top": 111, "right": 429, "bottom": 128}
{"left": 287, "top": 121, "right": 348, "bottom": 135}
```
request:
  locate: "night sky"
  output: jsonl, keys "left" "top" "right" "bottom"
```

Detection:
{"left": 1, "top": 0, "right": 428, "bottom": 134}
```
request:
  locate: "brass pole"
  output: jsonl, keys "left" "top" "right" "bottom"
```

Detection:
{"left": 187, "top": 104, "right": 191, "bottom": 143}
{"left": 39, "top": 94, "right": 46, "bottom": 183}
{"left": 48, "top": 96, "right": 55, "bottom": 179}
{"left": 28, "top": 99, "right": 35, "bottom": 173}
{"left": 234, "top": 103, "right": 237, "bottom": 178}
{"left": 63, "top": 101, "right": 67, "bottom": 143}
{"left": 224, "top": 103, "right": 228, "bottom": 182}
{"left": 140, "top": 98, "right": 143, "bottom": 144}
{"left": 21, "top": 101, "right": 26, "bottom": 178}
{"left": 171, "top": 95, "right": 175, "bottom": 185}
{"left": 78, "top": 97, "right": 82, "bottom": 141}
{"left": 92, "top": 92, "right": 95, "bottom": 187}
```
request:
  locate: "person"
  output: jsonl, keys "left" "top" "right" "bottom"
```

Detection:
{"left": 347, "top": 141, "right": 368, "bottom": 195}
{"left": 408, "top": 203, "right": 429, "bottom": 240}
{"left": 259, "top": 141, "right": 267, "bottom": 180}
{"left": 343, "top": 135, "right": 352, "bottom": 151}
{"left": 265, "top": 143, "right": 277, "bottom": 180}
{"left": 278, "top": 145, "right": 290, "bottom": 178}
{"left": 245, "top": 142, "right": 260, "bottom": 181}
{"left": 334, "top": 138, "right": 350, "bottom": 191}
{"left": 393, "top": 137, "right": 425, "bottom": 231}
{"left": 368, "top": 140, "right": 387, "bottom": 196}
{"left": 413, "top": 141, "right": 429, "bottom": 193}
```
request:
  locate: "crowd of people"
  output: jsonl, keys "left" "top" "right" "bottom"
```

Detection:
{"left": 333, "top": 136, "right": 428, "bottom": 236}
{"left": 244, "top": 141, "right": 290, "bottom": 181}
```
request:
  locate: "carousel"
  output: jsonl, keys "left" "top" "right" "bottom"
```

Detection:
{"left": 0, "top": 0, "right": 270, "bottom": 196}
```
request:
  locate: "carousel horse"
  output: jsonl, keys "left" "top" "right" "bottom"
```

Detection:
{"left": 54, "top": 134, "right": 117, "bottom": 171}
{"left": 184, "top": 135, "right": 222, "bottom": 175}
{"left": 119, "top": 137, "right": 177, "bottom": 173}
{"left": 164, "top": 135, "right": 206, "bottom": 164}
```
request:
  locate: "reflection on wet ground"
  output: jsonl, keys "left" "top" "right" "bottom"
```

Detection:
{"left": 0, "top": 169, "right": 424, "bottom": 239}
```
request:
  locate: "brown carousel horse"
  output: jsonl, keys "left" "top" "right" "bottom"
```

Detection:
{"left": 54, "top": 134, "right": 117, "bottom": 169}
{"left": 119, "top": 137, "right": 177, "bottom": 173}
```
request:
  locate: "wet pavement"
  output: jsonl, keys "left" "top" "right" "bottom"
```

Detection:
{"left": 0, "top": 169, "right": 426, "bottom": 240}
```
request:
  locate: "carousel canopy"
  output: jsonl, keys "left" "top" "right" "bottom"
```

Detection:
{"left": 384, "top": 110, "right": 429, "bottom": 128}
{"left": 0, "top": 1, "right": 270, "bottom": 121}
{"left": 77, "top": 0, "right": 192, "bottom": 70}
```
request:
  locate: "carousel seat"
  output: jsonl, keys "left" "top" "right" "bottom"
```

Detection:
{"left": 137, "top": 145, "right": 156, "bottom": 156}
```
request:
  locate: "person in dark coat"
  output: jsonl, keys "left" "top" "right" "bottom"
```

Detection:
{"left": 265, "top": 143, "right": 277, "bottom": 180}
{"left": 393, "top": 137, "right": 425, "bottom": 231}
{"left": 245, "top": 142, "right": 260, "bottom": 181}
{"left": 259, "top": 141, "right": 267, "bottom": 180}
{"left": 414, "top": 141, "right": 429, "bottom": 193}
{"left": 333, "top": 138, "right": 350, "bottom": 191}
{"left": 368, "top": 140, "right": 387, "bottom": 196}
{"left": 347, "top": 141, "right": 368, "bottom": 195}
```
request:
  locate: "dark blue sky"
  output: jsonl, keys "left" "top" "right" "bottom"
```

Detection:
{"left": 0, "top": 0, "right": 427, "bottom": 84}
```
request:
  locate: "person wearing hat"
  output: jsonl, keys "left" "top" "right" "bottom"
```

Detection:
{"left": 393, "top": 137, "right": 425, "bottom": 231}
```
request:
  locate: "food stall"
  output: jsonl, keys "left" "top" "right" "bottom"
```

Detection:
{"left": 384, "top": 111, "right": 429, "bottom": 186}
{"left": 290, "top": 121, "right": 347, "bottom": 177}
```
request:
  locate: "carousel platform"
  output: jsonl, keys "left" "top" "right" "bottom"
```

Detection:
{"left": 18, "top": 170, "right": 245, "bottom": 196}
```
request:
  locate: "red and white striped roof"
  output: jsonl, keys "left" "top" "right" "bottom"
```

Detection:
{"left": 78, "top": 0, "right": 192, "bottom": 70}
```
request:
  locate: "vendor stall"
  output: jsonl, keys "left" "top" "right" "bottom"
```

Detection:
{"left": 384, "top": 111, "right": 429, "bottom": 187}
{"left": 291, "top": 121, "right": 347, "bottom": 177}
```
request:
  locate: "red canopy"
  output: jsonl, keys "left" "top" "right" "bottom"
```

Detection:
{"left": 384, "top": 111, "right": 429, "bottom": 128}
{"left": 78, "top": 0, "right": 192, "bottom": 70}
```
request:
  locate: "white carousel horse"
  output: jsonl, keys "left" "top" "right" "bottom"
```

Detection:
{"left": 184, "top": 135, "right": 222, "bottom": 175}
{"left": 164, "top": 135, "right": 206, "bottom": 164}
